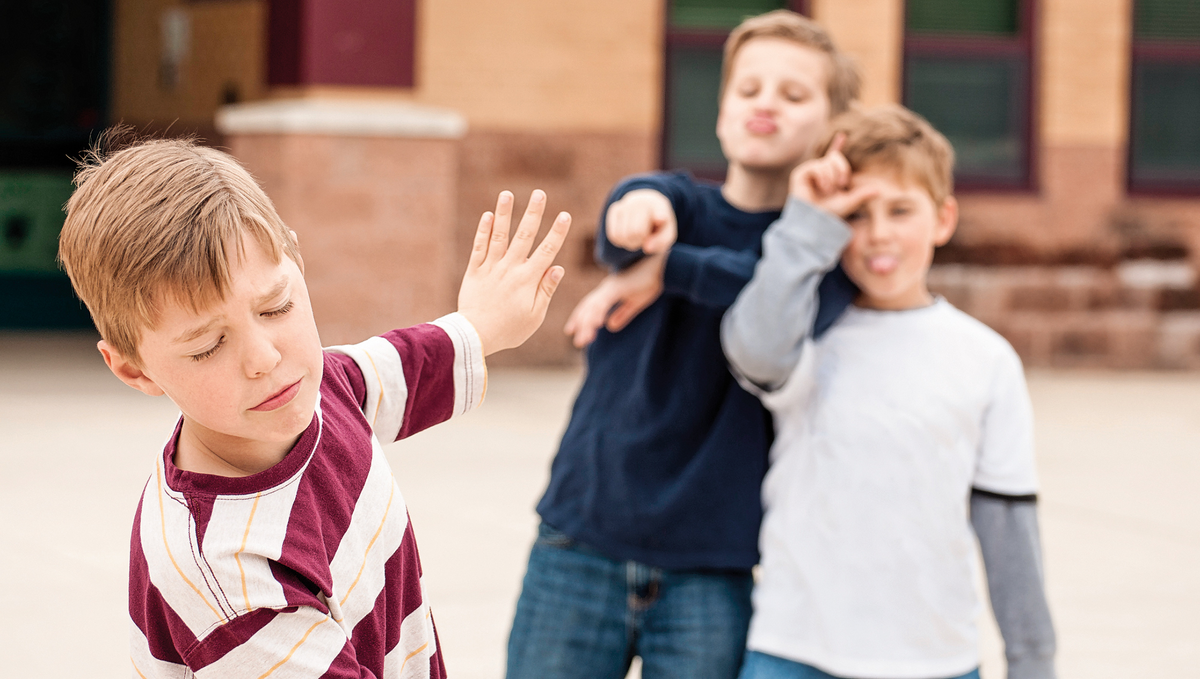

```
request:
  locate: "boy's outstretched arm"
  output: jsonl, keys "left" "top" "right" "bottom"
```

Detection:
{"left": 458, "top": 189, "right": 571, "bottom": 355}
{"left": 972, "top": 490, "right": 1058, "bottom": 679}
{"left": 722, "top": 139, "right": 871, "bottom": 390}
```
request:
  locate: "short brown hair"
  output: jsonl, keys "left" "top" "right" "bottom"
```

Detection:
{"left": 721, "top": 10, "right": 861, "bottom": 116}
{"left": 816, "top": 104, "right": 956, "bottom": 205}
{"left": 59, "top": 137, "right": 300, "bottom": 365}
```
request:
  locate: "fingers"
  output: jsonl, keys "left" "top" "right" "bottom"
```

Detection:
{"left": 606, "top": 201, "right": 630, "bottom": 249}
{"left": 827, "top": 183, "right": 880, "bottom": 218}
{"left": 605, "top": 292, "right": 651, "bottom": 332}
{"left": 828, "top": 132, "right": 847, "bottom": 155}
{"left": 528, "top": 211, "right": 572, "bottom": 269}
{"left": 642, "top": 221, "right": 675, "bottom": 255}
{"left": 469, "top": 210, "right": 495, "bottom": 269}
{"left": 564, "top": 286, "right": 614, "bottom": 348}
{"left": 641, "top": 201, "right": 676, "bottom": 255}
{"left": 486, "top": 191, "right": 515, "bottom": 266}
{"left": 504, "top": 190, "right": 548, "bottom": 263}
{"left": 532, "top": 264, "right": 565, "bottom": 318}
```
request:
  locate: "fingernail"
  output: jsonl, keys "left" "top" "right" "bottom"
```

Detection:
{"left": 551, "top": 267, "right": 564, "bottom": 282}
{"left": 558, "top": 212, "right": 570, "bottom": 222}
{"left": 533, "top": 189, "right": 546, "bottom": 202}
{"left": 500, "top": 191, "right": 513, "bottom": 203}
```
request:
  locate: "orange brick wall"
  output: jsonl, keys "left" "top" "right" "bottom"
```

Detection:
{"left": 226, "top": 133, "right": 464, "bottom": 345}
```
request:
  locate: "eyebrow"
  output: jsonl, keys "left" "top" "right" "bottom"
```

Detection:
{"left": 172, "top": 276, "right": 290, "bottom": 345}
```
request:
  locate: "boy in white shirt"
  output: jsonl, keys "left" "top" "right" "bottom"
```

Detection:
{"left": 722, "top": 105, "right": 1056, "bottom": 679}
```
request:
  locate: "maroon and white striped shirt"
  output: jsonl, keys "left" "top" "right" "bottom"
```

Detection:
{"left": 129, "top": 314, "right": 486, "bottom": 678}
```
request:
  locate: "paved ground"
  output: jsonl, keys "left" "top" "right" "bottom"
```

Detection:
{"left": 1, "top": 331, "right": 1197, "bottom": 678}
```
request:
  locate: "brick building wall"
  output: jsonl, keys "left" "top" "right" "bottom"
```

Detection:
{"left": 110, "top": 0, "right": 1200, "bottom": 368}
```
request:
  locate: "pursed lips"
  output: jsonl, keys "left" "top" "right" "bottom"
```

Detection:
{"left": 745, "top": 117, "right": 778, "bottom": 134}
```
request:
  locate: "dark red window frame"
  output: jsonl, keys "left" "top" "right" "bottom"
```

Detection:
{"left": 661, "top": 1, "right": 812, "bottom": 180}
{"left": 902, "top": 0, "right": 1039, "bottom": 192}
{"left": 1127, "top": 6, "right": 1200, "bottom": 196}
{"left": 267, "top": 0, "right": 416, "bottom": 89}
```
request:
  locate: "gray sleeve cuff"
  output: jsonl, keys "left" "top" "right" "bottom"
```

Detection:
{"left": 721, "top": 198, "right": 851, "bottom": 389}
{"left": 971, "top": 491, "right": 1058, "bottom": 679}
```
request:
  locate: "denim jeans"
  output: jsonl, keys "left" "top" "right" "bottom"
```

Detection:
{"left": 738, "top": 650, "right": 982, "bottom": 679}
{"left": 506, "top": 523, "right": 754, "bottom": 679}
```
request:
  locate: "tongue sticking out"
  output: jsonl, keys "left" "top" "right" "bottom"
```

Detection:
{"left": 867, "top": 255, "right": 899, "bottom": 275}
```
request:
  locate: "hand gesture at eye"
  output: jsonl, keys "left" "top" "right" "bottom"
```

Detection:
{"left": 789, "top": 134, "right": 878, "bottom": 219}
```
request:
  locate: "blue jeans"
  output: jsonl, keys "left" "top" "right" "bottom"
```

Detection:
{"left": 738, "top": 650, "right": 981, "bottom": 679}
{"left": 506, "top": 523, "right": 754, "bottom": 679}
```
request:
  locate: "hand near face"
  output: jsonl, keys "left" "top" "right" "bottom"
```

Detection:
{"left": 789, "top": 134, "right": 878, "bottom": 219}
{"left": 563, "top": 252, "right": 666, "bottom": 348}
{"left": 458, "top": 190, "right": 571, "bottom": 355}
{"left": 604, "top": 189, "right": 677, "bottom": 255}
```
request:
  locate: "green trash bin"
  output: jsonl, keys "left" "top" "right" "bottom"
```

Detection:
{"left": 0, "top": 171, "right": 94, "bottom": 329}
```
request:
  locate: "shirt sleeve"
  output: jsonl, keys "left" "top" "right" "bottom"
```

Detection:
{"left": 721, "top": 199, "right": 853, "bottom": 390}
{"left": 324, "top": 312, "right": 487, "bottom": 443}
{"left": 660, "top": 242, "right": 761, "bottom": 309}
{"left": 971, "top": 491, "right": 1058, "bottom": 679}
{"left": 974, "top": 345, "right": 1039, "bottom": 495}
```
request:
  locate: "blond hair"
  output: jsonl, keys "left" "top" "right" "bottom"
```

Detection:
{"left": 721, "top": 10, "right": 861, "bottom": 116}
{"left": 58, "top": 137, "right": 300, "bottom": 365}
{"left": 817, "top": 104, "right": 956, "bottom": 205}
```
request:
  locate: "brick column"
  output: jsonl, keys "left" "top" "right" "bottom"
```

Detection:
{"left": 812, "top": 0, "right": 904, "bottom": 107}
{"left": 216, "top": 99, "right": 467, "bottom": 345}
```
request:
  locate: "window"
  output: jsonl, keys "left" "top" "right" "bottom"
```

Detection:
{"left": 663, "top": 0, "right": 810, "bottom": 179}
{"left": 1129, "top": 0, "right": 1200, "bottom": 193}
{"left": 0, "top": 0, "right": 108, "bottom": 329}
{"left": 268, "top": 0, "right": 416, "bottom": 88}
{"left": 903, "top": 0, "right": 1035, "bottom": 189}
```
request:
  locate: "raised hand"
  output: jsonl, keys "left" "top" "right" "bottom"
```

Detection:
{"left": 458, "top": 190, "right": 571, "bottom": 355}
{"left": 604, "top": 189, "right": 677, "bottom": 254}
{"left": 789, "top": 134, "right": 878, "bottom": 218}
{"left": 563, "top": 253, "right": 665, "bottom": 348}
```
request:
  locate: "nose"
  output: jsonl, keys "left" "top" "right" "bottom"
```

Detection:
{"left": 864, "top": 211, "right": 895, "bottom": 243}
{"left": 244, "top": 324, "right": 282, "bottom": 378}
{"left": 753, "top": 90, "right": 779, "bottom": 112}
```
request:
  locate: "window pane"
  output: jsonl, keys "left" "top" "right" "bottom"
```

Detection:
{"left": 0, "top": 172, "right": 75, "bottom": 275}
{"left": 0, "top": 0, "right": 110, "bottom": 168}
{"left": 907, "top": 0, "right": 1018, "bottom": 36}
{"left": 671, "top": 0, "right": 787, "bottom": 30}
{"left": 905, "top": 57, "right": 1027, "bottom": 182}
{"left": 666, "top": 46, "right": 727, "bottom": 173}
{"left": 1131, "top": 61, "right": 1200, "bottom": 184}
{"left": 1135, "top": 0, "right": 1200, "bottom": 41}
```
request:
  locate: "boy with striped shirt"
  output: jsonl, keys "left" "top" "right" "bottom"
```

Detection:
{"left": 57, "top": 138, "right": 571, "bottom": 678}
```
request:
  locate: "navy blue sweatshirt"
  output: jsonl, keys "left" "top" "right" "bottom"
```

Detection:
{"left": 536, "top": 172, "right": 856, "bottom": 570}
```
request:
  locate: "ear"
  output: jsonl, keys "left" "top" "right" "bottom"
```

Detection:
{"left": 98, "top": 340, "right": 165, "bottom": 397}
{"left": 933, "top": 196, "right": 958, "bottom": 247}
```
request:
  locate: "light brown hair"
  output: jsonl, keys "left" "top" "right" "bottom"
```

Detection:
{"left": 58, "top": 137, "right": 300, "bottom": 365}
{"left": 817, "top": 104, "right": 956, "bottom": 204}
{"left": 721, "top": 9, "right": 861, "bottom": 116}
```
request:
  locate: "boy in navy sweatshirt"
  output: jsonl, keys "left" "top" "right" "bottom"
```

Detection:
{"left": 506, "top": 11, "right": 861, "bottom": 679}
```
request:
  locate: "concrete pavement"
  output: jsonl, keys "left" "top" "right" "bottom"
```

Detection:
{"left": 1, "top": 331, "right": 1197, "bottom": 677}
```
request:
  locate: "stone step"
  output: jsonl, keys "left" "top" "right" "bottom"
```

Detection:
{"left": 927, "top": 264, "right": 1200, "bottom": 369}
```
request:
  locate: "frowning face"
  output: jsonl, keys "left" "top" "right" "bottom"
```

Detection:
{"left": 102, "top": 235, "right": 324, "bottom": 474}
